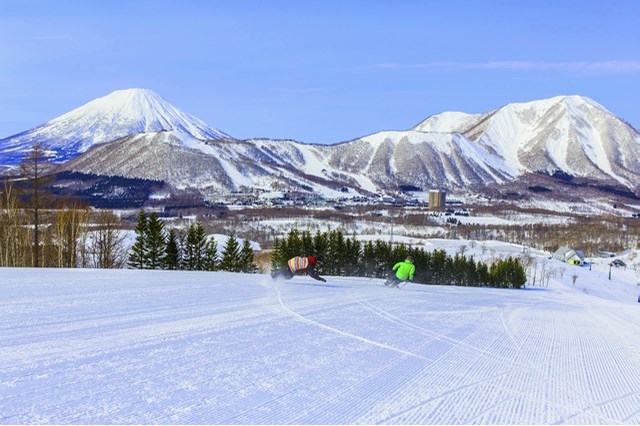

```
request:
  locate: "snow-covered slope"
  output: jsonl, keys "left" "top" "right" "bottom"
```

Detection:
{"left": 327, "top": 130, "right": 513, "bottom": 188}
{"left": 3, "top": 91, "right": 638, "bottom": 196}
{"left": 60, "top": 133, "right": 369, "bottom": 196}
{"left": 0, "top": 88, "right": 231, "bottom": 165}
{"left": 62, "top": 127, "right": 514, "bottom": 194}
{"left": 413, "top": 96, "right": 640, "bottom": 186}
{"left": 413, "top": 110, "right": 490, "bottom": 134}
{"left": 2, "top": 259, "right": 639, "bottom": 424}
{"left": 62, "top": 94, "right": 640, "bottom": 194}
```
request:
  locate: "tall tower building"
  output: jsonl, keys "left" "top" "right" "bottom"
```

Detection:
{"left": 428, "top": 190, "right": 446, "bottom": 210}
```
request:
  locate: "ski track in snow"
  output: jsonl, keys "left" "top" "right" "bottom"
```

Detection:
{"left": 1, "top": 268, "right": 639, "bottom": 424}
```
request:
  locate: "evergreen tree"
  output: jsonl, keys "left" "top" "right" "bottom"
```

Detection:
{"left": 504, "top": 257, "right": 526, "bottom": 289}
{"left": 271, "top": 237, "right": 286, "bottom": 271}
{"left": 344, "top": 235, "right": 362, "bottom": 276}
{"left": 183, "top": 221, "right": 207, "bottom": 270}
{"left": 489, "top": 260, "right": 506, "bottom": 288}
{"left": 145, "top": 212, "right": 166, "bottom": 270}
{"left": 182, "top": 224, "right": 197, "bottom": 270}
{"left": 432, "top": 249, "right": 447, "bottom": 284}
{"left": 488, "top": 257, "right": 526, "bottom": 288}
{"left": 285, "top": 229, "right": 302, "bottom": 261}
{"left": 312, "top": 231, "right": 328, "bottom": 273}
{"left": 220, "top": 235, "right": 241, "bottom": 272}
{"left": 361, "top": 241, "right": 376, "bottom": 277}
{"left": 462, "top": 256, "right": 478, "bottom": 286}
{"left": 373, "top": 240, "right": 391, "bottom": 278}
{"left": 264, "top": 227, "right": 525, "bottom": 290}
{"left": 452, "top": 254, "right": 466, "bottom": 285}
{"left": 301, "top": 231, "right": 314, "bottom": 257}
{"left": 326, "top": 230, "right": 345, "bottom": 275}
{"left": 239, "top": 239, "right": 257, "bottom": 273}
{"left": 412, "top": 248, "right": 432, "bottom": 284}
{"left": 312, "top": 230, "right": 327, "bottom": 255}
{"left": 128, "top": 209, "right": 147, "bottom": 269}
{"left": 204, "top": 237, "right": 219, "bottom": 271}
{"left": 163, "top": 229, "right": 181, "bottom": 270}
{"left": 477, "top": 262, "right": 490, "bottom": 286}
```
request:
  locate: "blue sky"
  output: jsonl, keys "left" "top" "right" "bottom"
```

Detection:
{"left": 1, "top": 0, "right": 639, "bottom": 144}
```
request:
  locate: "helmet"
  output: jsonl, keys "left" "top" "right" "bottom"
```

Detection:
{"left": 308, "top": 256, "right": 317, "bottom": 264}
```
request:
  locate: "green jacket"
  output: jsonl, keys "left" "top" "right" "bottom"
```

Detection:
{"left": 393, "top": 259, "right": 415, "bottom": 281}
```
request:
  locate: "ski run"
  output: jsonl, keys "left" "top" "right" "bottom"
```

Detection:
{"left": 1, "top": 252, "right": 640, "bottom": 424}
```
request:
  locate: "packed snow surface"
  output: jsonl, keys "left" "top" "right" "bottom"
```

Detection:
{"left": 1, "top": 265, "right": 639, "bottom": 424}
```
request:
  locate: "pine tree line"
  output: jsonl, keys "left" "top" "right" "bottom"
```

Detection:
{"left": 271, "top": 229, "right": 526, "bottom": 289}
{"left": 128, "top": 210, "right": 257, "bottom": 273}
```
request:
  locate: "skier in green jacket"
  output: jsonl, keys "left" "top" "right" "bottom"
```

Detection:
{"left": 384, "top": 255, "right": 415, "bottom": 287}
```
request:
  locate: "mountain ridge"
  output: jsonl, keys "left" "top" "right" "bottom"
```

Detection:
{"left": 1, "top": 90, "right": 639, "bottom": 200}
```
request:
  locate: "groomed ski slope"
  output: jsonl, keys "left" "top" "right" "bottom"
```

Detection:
{"left": 1, "top": 267, "right": 640, "bottom": 424}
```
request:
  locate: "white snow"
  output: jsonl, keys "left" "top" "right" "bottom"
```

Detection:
{"left": 412, "top": 111, "right": 487, "bottom": 134}
{"left": 51, "top": 88, "right": 230, "bottom": 143}
{"left": 408, "top": 95, "right": 639, "bottom": 187}
{"left": 0, "top": 89, "right": 230, "bottom": 165}
{"left": 2, "top": 244, "right": 640, "bottom": 424}
{"left": 357, "top": 130, "right": 512, "bottom": 184}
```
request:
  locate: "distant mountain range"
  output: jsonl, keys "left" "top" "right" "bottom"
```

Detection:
{"left": 1, "top": 88, "right": 638, "bottom": 201}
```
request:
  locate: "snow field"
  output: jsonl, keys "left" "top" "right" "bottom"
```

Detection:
{"left": 1, "top": 267, "right": 639, "bottom": 424}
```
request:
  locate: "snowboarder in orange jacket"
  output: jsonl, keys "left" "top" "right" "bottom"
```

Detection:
{"left": 272, "top": 256, "right": 326, "bottom": 282}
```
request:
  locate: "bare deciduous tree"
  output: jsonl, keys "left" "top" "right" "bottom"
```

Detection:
{"left": 20, "top": 143, "right": 53, "bottom": 267}
{"left": 0, "top": 180, "right": 31, "bottom": 266}
{"left": 520, "top": 253, "right": 536, "bottom": 287}
{"left": 53, "top": 200, "right": 92, "bottom": 268}
{"left": 87, "top": 210, "right": 127, "bottom": 269}
{"left": 544, "top": 268, "right": 556, "bottom": 288}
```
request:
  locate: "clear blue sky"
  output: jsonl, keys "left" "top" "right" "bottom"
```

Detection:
{"left": 1, "top": 0, "right": 639, "bottom": 144}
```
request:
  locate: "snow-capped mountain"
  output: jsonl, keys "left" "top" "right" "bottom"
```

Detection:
{"left": 324, "top": 131, "right": 512, "bottom": 189}
{"left": 2, "top": 90, "right": 639, "bottom": 200}
{"left": 413, "top": 96, "right": 640, "bottom": 187}
{"left": 60, "top": 132, "right": 365, "bottom": 197}
{"left": 310, "top": 95, "right": 639, "bottom": 192}
{"left": 0, "top": 88, "right": 231, "bottom": 165}
{"left": 59, "top": 128, "right": 512, "bottom": 196}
